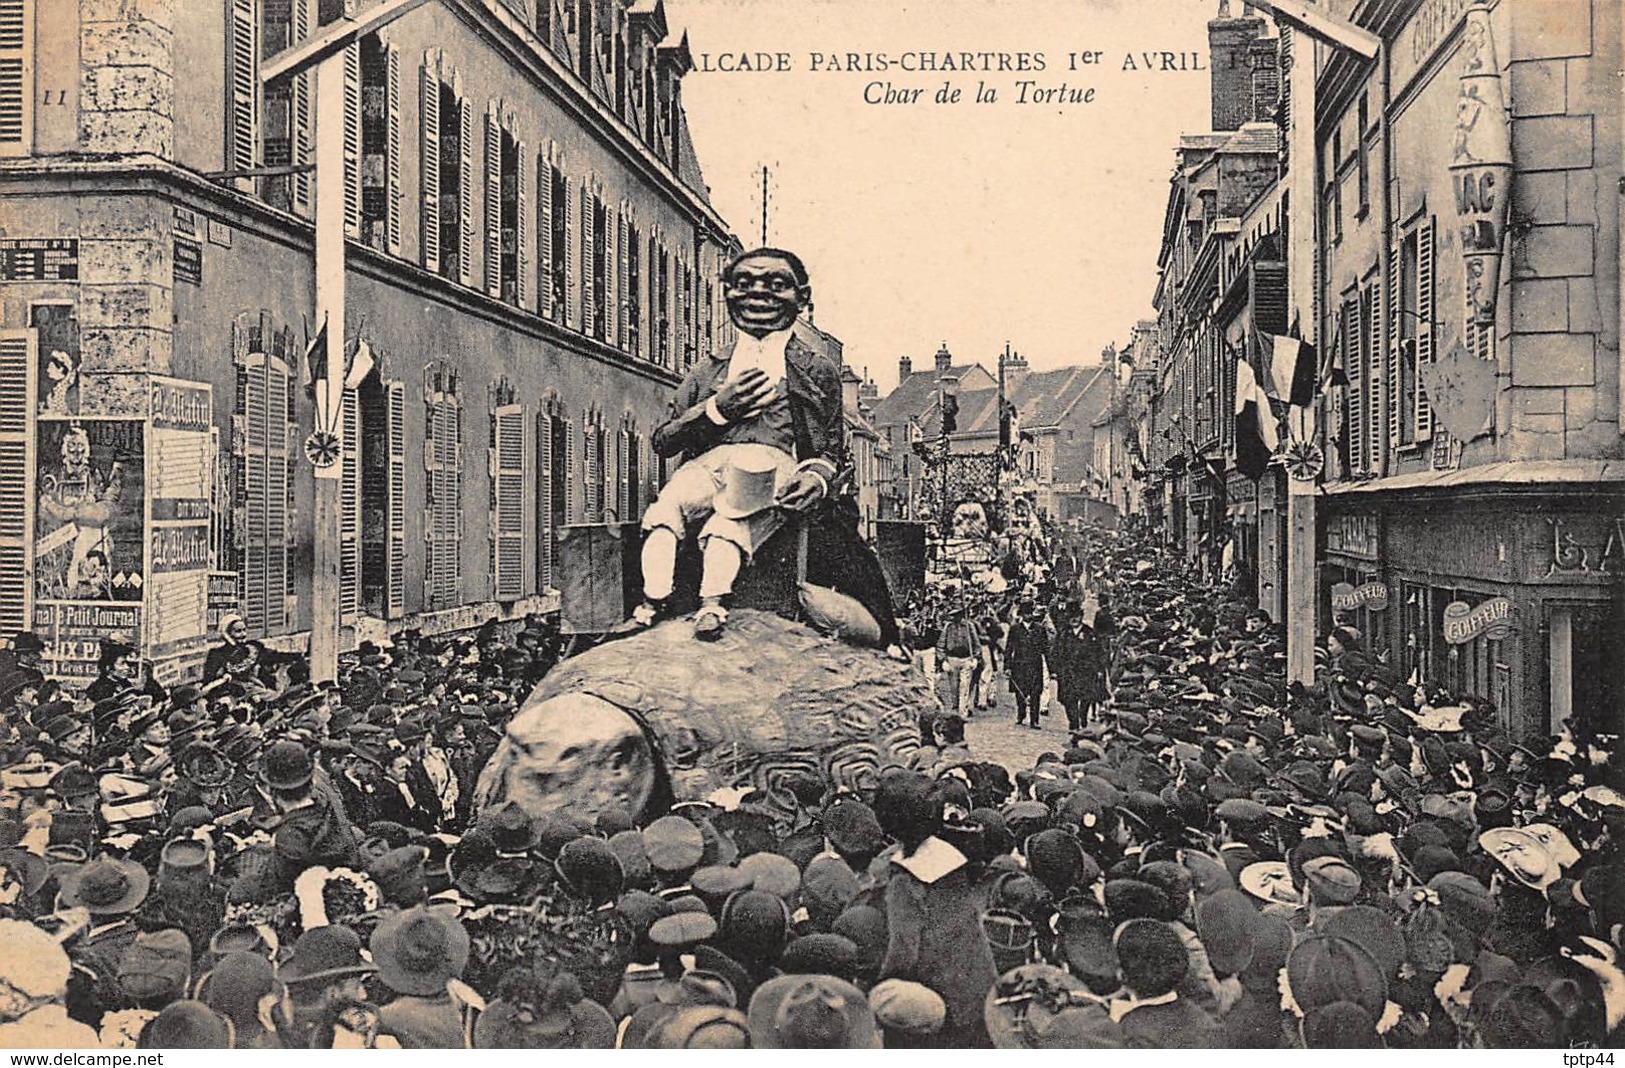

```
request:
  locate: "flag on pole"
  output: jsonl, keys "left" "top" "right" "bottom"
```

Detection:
{"left": 1260, "top": 331, "right": 1318, "bottom": 406}
{"left": 1234, "top": 339, "right": 1274, "bottom": 480}
{"left": 303, "top": 314, "right": 329, "bottom": 399}
{"left": 344, "top": 337, "right": 375, "bottom": 390}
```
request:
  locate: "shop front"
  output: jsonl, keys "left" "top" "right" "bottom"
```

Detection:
{"left": 1322, "top": 483, "right": 1623, "bottom": 741}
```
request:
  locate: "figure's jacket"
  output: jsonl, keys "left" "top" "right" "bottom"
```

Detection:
{"left": 651, "top": 330, "right": 847, "bottom": 491}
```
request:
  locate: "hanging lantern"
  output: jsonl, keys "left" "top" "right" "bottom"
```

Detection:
{"left": 1449, "top": 3, "right": 1512, "bottom": 328}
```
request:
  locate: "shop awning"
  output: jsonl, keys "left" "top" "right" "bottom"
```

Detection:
{"left": 1322, "top": 459, "right": 1625, "bottom": 496}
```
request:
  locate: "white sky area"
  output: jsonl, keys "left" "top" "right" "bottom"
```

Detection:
{"left": 669, "top": 0, "right": 1220, "bottom": 390}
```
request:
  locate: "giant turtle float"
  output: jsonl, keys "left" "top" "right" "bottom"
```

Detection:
{"left": 474, "top": 609, "right": 932, "bottom": 822}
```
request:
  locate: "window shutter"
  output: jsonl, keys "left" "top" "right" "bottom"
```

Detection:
{"left": 564, "top": 417, "right": 575, "bottom": 523}
{"left": 537, "top": 409, "right": 552, "bottom": 591}
{"left": 603, "top": 203, "right": 618, "bottom": 348}
{"left": 343, "top": 41, "right": 361, "bottom": 237}
{"left": 386, "top": 45, "right": 401, "bottom": 254}
{"left": 269, "top": 358, "right": 292, "bottom": 632}
{"left": 1386, "top": 251, "right": 1400, "bottom": 452}
{"left": 516, "top": 139, "right": 530, "bottom": 310}
{"left": 292, "top": 0, "right": 312, "bottom": 214}
{"left": 340, "top": 388, "right": 361, "bottom": 620}
{"left": 583, "top": 417, "right": 599, "bottom": 521}
{"left": 0, "top": 330, "right": 35, "bottom": 639}
{"left": 617, "top": 209, "right": 630, "bottom": 351}
{"left": 563, "top": 178, "right": 576, "bottom": 330}
{"left": 419, "top": 59, "right": 440, "bottom": 274}
{"left": 0, "top": 0, "right": 30, "bottom": 157}
{"left": 422, "top": 391, "right": 438, "bottom": 608}
{"left": 224, "top": 0, "right": 257, "bottom": 184}
{"left": 617, "top": 426, "right": 629, "bottom": 521}
{"left": 627, "top": 431, "right": 641, "bottom": 520}
{"left": 458, "top": 95, "right": 474, "bottom": 288}
{"left": 1367, "top": 280, "right": 1382, "bottom": 474}
{"left": 484, "top": 103, "right": 502, "bottom": 298}
{"left": 1346, "top": 296, "right": 1364, "bottom": 476}
{"left": 1415, "top": 218, "right": 1435, "bottom": 441}
{"left": 492, "top": 404, "right": 526, "bottom": 599}
{"left": 581, "top": 179, "right": 595, "bottom": 336}
{"left": 537, "top": 154, "right": 553, "bottom": 319}
{"left": 386, "top": 380, "right": 406, "bottom": 617}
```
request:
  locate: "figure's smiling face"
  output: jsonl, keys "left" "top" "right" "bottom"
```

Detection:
{"left": 725, "top": 254, "right": 808, "bottom": 336}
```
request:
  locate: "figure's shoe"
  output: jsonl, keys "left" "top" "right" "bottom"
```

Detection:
{"left": 612, "top": 600, "right": 662, "bottom": 635}
{"left": 693, "top": 599, "right": 728, "bottom": 641}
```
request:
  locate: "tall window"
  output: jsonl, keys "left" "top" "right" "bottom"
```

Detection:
{"left": 423, "top": 363, "right": 462, "bottom": 609}
{"left": 657, "top": 244, "right": 671, "bottom": 367}
{"left": 484, "top": 108, "right": 526, "bottom": 306}
{"left": 619, "top": 414, "right": 643, "bottom": 522}
{"left": 359, "top": 34, "right": 400, "bottom": 254}
{"left": 261, "top": 0, "right": 309, "bottom": 212}
{"left": 627, "top": 225, "right": 642, "bottom": 357}
{"left": 500, "top": 132, "right": 520, "bottom": 303}
{"left": 489, "top": 382, "right": 526, "bottom": 601}
{"left": 361, "top": 375, "right": 407, "bottom": 618}
{"left": 437, "top": 81, "right": 463, "bottom": 282}
{"left": 1330, "top": 130, "right": 1344, "bottom": 243}
{"left": 1356, "top": 95, "right": 1370, "bottom": 217}
{"left": 583, "top": 410, "right": 608, "bottom": 522}
{"left": 703, "top": 279, "right": 714, "bottom": 359}
{"left": 592, "top": 195, "right": 608, "bottom": 339}
{"left": 537, "top": 398, "right": 572, "bottom": 591}
{"left": 1398, "top": 229, "right": 1418, "bottom": 445}
{"left": 549, "top": 167, "right": 569, "bottom": 320}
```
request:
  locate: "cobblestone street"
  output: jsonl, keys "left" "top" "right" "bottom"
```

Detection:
{"left": 961, "top": 674, "right": 1076, "bottom": 772}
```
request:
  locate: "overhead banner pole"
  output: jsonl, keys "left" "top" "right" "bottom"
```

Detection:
{"left": 262, "top": 0, "right": 433, "bottom": 683}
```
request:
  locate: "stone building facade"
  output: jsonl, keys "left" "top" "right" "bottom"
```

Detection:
{"left": 0, "top": 0, "right": 736, "bottom": 685}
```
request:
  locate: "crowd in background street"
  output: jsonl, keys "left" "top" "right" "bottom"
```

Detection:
{"left": 0, "top": 516, "right": 1616, "bottom": 1048}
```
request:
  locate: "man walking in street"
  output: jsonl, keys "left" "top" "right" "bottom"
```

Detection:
{"left": 1004, "top": 598, "right": 1049, "bottom": 730}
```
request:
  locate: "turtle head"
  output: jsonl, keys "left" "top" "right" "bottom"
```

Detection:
{"left": 475, "top": 691, "right": 657, "bottom": 822}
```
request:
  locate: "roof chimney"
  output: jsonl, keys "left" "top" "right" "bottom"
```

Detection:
{"left": 934, "top": 341, "right": 953, "bottom": 372}
{"left": 1000, "top": 348, "right": 1029, "bottom": 391}
{"left": 898, "top": 354, "right": 913, "bottom": 379}
{"left": 1209, "top": 2, "right": 1266, "bottom": 132}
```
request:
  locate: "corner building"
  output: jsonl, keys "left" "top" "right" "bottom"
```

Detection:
{"left": 1310, "top": 0, "right": 1623, "bottom": 739}
{"left": 0, "top": 0, "right": 737, "bottom": 685}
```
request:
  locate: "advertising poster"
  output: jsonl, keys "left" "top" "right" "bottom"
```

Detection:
{"left": 146, "top": 377, "right": 215, "bottom": 678}
{"left": 30, "top": 303, "right": 79, "bottom": 418}
{"left": 33, "top": 419, "right": 144, "bottom": 603}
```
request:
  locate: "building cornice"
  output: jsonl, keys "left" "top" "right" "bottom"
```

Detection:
{"left": 0, "top": 155, "right": 684, "bottom": 390}
{"left": 461, "top": 0, "right": 731, "bottom": 240}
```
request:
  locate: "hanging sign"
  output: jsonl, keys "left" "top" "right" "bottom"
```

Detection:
{"left": 1443, "top": 596, "right": 1513, "bottom": 644}
{"left": 1331, "top": 581, "right": 1390, "bottom": 612}
{"left": 1449, "top": 3, "right": 1511, "bottom": 327}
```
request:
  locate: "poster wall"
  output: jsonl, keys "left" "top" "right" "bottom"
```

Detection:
{"left": 146, "top": 377, "right": 215, "bottom": 682}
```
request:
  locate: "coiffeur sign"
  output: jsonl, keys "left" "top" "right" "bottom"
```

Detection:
{"left": 1443, "top": 596, "right": 1513, "bottom": 644}
{"left": 1332, "top": 581, "right": 1389, "bottom": 612}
